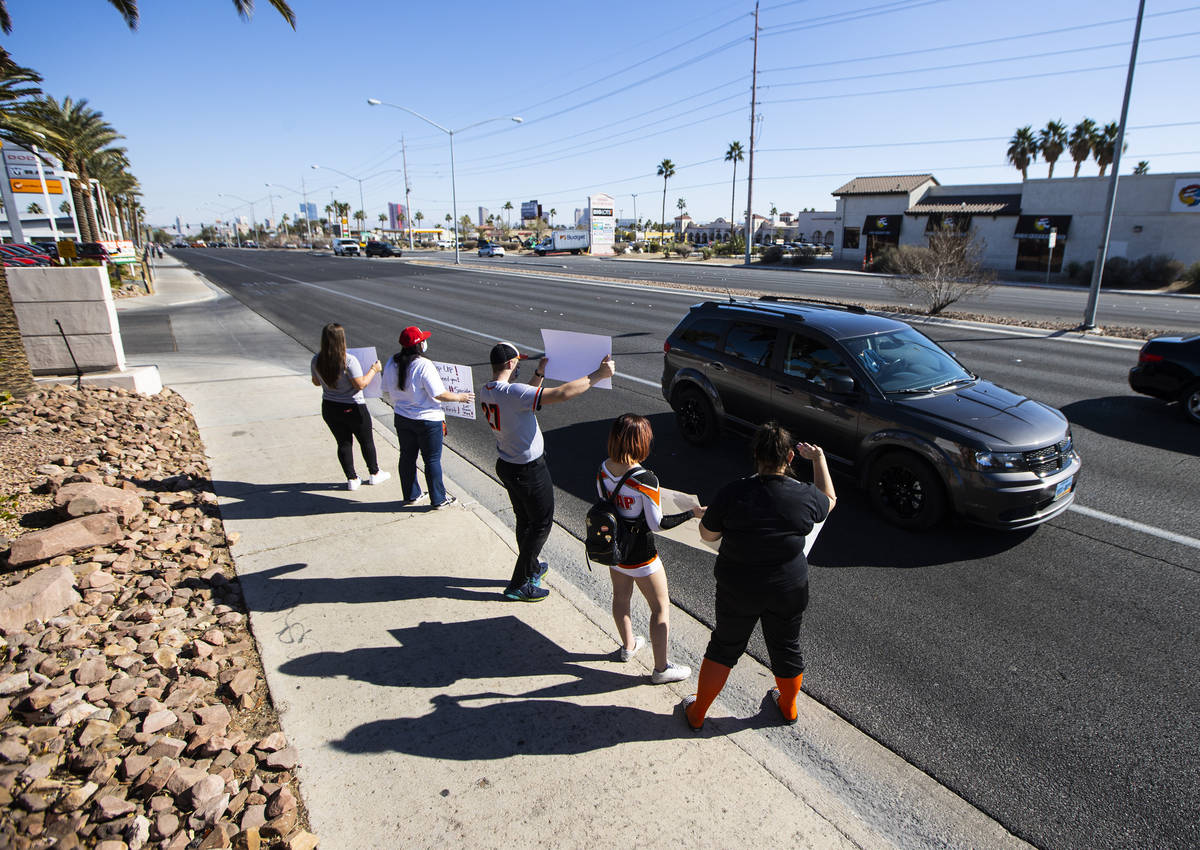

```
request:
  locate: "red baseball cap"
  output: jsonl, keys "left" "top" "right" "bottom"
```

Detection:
{"left": 400, "top": 326, "right": 432, "bottom": 347}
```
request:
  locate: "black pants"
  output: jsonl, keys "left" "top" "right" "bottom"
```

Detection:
{"left": 705, "top": 580, "right": 809, "bottom": 678}
{"left": 321, "top": 400, "right": 379, "bottom": 480}
{"left": 495, "top": 455, "right": 554, "bottom": 590}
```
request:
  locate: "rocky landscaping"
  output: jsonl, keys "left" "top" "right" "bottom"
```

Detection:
{"left": 0, "top": 385, "right": 317, "bottom": 849}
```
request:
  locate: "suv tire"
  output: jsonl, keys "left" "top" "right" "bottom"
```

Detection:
{"left": 868, "top": 451, "right": 946, "bottom": 530}
{"left": 673, "top": 386, "right": 718, "bottom": 446}
{"left": 1180, "top": 382, "right": 1200, "bottom": 425}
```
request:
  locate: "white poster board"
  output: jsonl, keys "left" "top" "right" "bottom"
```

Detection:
{"left": 433, "top": 361, "right": 476, "bottom": 420}
{"left": 347, "top": 347, "right": 381, "bottom": 398}
{"left": 655, "top": 487, "right": 826, "bottom": 557}
{"left": 541, "top": 329, "right": 612, "bottom": 389}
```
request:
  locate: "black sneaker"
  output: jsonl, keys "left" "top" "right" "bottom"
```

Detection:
{"left": 503, "top": 581, "right": 549, "bottom": 603}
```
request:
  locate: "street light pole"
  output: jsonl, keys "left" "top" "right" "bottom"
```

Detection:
{"left": 402, "top": 135, "right": 414, "bottom": 250}
{"left": 366, "top": 98, "right": 523, "bottom": 265}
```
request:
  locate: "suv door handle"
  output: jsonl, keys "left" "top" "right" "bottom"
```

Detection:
{"left": 708, "top": 362, "right": 726, "bottom": 371}
{"left": 775, "top": 384, "right": 793, "bottom": 394}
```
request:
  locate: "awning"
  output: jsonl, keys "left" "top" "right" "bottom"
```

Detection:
{"left": 862, "top": 214, "right": 901, "bottom": 237}
{"left": 923, "top": 213, "right": 972, "bottom": 233}
{"left": 1014, "top": 215, "right": 1072, "bottom": 239}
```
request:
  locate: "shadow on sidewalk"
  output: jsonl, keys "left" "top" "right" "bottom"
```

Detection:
{"left": 278, "top": 616, "right": 642, "bottom": 700}
{"left": 211, "top": 480, "right": 428, "bottom": 519}
{"left": 239, "top": 563, "right": 505, "bottom": 612}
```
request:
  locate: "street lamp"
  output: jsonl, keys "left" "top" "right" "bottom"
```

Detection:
{"left": 266, "top": 180, "right": 314, "bottom": 245}
{"left": 218, "top": 193, "right": 259, "bottom": 244}
{"left": 367, "top": 97, "right": 523, "bottom": 265}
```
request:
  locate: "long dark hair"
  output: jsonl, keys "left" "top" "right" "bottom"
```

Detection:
{"left": 316, "top": 323, "right": 348, "bottom": 386}
{"left": 752, "top": 420, "right": 794, "bottom": 474}
{"left": 391, "top": 344, "right": 424, "bottom": 391}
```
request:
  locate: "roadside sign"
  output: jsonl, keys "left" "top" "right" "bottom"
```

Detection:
{"left": 58, "top": 240, "right": 77, "bottom": 259}
{"left": 11, "top": 177, "right": 64, "bottom": 194}
{"left": 1048, "top": 227, "right": 1057, "bottom": 249}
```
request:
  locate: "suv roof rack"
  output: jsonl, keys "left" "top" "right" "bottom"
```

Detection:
{"left": 756, "top": 295, "right": 867, "bottom": 314}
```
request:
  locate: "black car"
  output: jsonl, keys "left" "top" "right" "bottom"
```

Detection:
{"left": 662, "top": 298, "right": 1080, "bottom": 531}
{"left": 365, "top": 241, "right": 401, "bottom": 258}
{"left": 32, "top": 241, "right": 60, "bottom": 260}
{"left": 1129, "top": 334, "right": 1200, "bottom": 424}
{"left": 75, "top": 242, "right": 111, "bottom": 262}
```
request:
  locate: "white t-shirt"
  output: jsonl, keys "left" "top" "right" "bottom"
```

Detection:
{"left": 479, "top": 379, "right": 544, "bottom": 464}
{"left": 311, "top": 353, "right": 365, "bottom": 404}
{"left": 383, "top": 356, "right": 447, "bottom": 421}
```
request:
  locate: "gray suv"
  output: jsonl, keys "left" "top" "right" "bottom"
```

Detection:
{"left": 662, "top": 298, "right": 1080, "bottom": 530}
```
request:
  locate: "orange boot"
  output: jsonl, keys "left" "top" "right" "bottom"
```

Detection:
{"left": 684, "top": 658, "right": 732, "bottom": 730}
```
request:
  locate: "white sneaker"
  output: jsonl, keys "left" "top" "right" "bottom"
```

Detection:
{"left": 650, "top": 662, "right": 691, "bottom": 684}
{"left": 619, "top": 635, "right": 646, "bottom": 662}
{"left": 367, "top": 470, "right": 391, "bottom": 485}
{"left": 346, "top": 478, "right": 361, "bottom": 491}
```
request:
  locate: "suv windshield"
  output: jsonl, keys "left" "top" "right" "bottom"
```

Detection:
{"left": 843, "top": 327, "right": 974, "bottom": 394}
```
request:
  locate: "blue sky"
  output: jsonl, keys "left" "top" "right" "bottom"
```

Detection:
{"left": 7, "top": 0, "right": 1200, "bottom": 230}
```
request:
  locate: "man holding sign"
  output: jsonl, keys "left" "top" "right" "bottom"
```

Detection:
{"left": 481, "top": 341, "right": 616, "bottom": 603}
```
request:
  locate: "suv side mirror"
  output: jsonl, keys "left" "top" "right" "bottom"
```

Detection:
{"left": 828, "top": 375, "right": 856, "bottom": 395}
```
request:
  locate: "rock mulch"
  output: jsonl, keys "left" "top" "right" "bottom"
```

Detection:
{"left": 0, "top": 385, "right": 318, "bottom": 849}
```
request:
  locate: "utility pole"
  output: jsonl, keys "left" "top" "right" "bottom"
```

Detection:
{"left": 743, "top": 1, "right": 760, "bottom": 267}
{"left": 402, "top": 135, "right": 414, "bottom": 250}
{"left": 301, "top": 175, "right": 312, "bottom": 245}
{"left": 1083, "top": 0, "right": 1145, "bottom": 330}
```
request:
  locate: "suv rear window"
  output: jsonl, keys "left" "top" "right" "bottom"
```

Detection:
{"left": 723, "top": 322, "right": 776, "bottom": 367}
{"left": 679, "top": 317, "right": 726, "bottom": 350}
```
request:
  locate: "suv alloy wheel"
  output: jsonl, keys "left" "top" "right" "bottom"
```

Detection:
{"left": 867, "top": 451, "right": 947, "bottom": 530}
{"left": 674, "top": 387, "right": 718, "bottom": 445}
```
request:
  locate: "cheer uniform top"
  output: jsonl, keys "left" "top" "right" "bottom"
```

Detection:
{"left": 597, "top": 461, "right": 692, "bottom": 577}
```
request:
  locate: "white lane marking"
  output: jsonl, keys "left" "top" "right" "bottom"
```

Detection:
{"left": 201, "top": 255, "right": 1198, "bottom": 546}
{"left": 201, "top": 255, "right": 663, "bottom": 390}
{"left": 1069, "top": 504, "right": 1200, "bottom": 551}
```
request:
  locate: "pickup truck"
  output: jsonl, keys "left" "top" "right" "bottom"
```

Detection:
{"left": 332, "top": 238, "right": 360, "bottom": 256}
{"left": 533, "top": 230, "right": 588, "bottom": 256}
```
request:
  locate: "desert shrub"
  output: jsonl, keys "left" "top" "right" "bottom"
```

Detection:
{"left": 701, "top": 247, "right": 713, "bottom": 260}
{"left": 1182, "top": 261, "right": 1200, "bottom": 291}
{"left": 1131, "top": 254, "right": 1184, "bottom": 289}
{"left": 788, "top": 252, "right": 815, "bottom": 266}
{"left": 713, "top": 237, "right": 745, "bottom": 256}
{"left": 883, "top": 227, "right": 994, "bottom": 314}
{"left": 462, "top": 240, "right": 478, "bottom": 250}
{"left": 760, "top": 244, "right": 785, "bottom": 264}
{"left": 674, "top": 242, "right": 693, "bottom": 258}
{"left": 500, "top": 241, "right": 520, "bottom": 250}
{"left": 871, "top": 244, "right": 930, "bottom": 274}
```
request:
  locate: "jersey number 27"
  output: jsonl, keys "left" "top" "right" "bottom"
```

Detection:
{"left": 482, "top": 403, "right": 501, "bottom": 431}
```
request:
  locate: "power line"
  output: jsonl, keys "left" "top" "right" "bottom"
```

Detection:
{"left": 761, "top": 0, "right": 949, "bottom": 36}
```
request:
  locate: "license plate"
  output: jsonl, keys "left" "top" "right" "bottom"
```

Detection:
{"left": 1054, "top": 477, "right": 1074, "bottom": 500}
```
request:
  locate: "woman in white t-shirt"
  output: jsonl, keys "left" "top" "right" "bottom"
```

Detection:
{"left": 310, "top": 322, "right": 389, "bottom": 491}
{"left": 382, "top": 326, "right": 474, "bottom": 509}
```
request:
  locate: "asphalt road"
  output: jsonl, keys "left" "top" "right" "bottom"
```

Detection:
{"left": 417, "top": 250, "right": 1200, "bottom": 337}
{"left": 161, "top": 248, "right": 1199, "bottom": 850}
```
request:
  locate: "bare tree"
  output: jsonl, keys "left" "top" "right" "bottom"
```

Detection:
{"left": 885, "top": 225, "right": 995, "bottom": 315}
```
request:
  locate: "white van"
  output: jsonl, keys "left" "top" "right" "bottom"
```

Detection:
{"left": 332, "top": 238, "right": 360, "bottom": 256}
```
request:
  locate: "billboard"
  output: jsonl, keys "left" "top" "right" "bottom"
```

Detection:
{"left": 588, "top": 193, "right": 616, "bottom": 255}
{"left": 299, "top": 202, "right": 318, "bottom": 220}
{"left": 388, "top": 202, "right": 406, "bottom": 230}
{"left": 520, "top": 200, "right": 541, "bottom": 221}
{"left": 1170, "top": 177, "right": 1200, "bottom": 213}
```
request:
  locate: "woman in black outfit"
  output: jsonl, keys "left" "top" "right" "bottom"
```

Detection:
{"left": 685, "top": 421, "right": 835, "bottom": 730}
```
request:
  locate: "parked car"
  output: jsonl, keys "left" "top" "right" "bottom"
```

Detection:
{"left": 365, "top": 241, "right": 401, "bottom": 257}
{"left": 478, "top": 244, "right": 505, "bottom": 257}
{"left": 32, "top": 241, "right": 60, "bottom": 261}
{"left": 0, "top": 246, "right": 37, "bottom": 266}
{"left": 1128, "top": 334, "right": 1200, "bottom": 424}
{"left": 242, "top": 240, "right": 258, "bottom": 249}
{"left": 332, "top": 238, "right": 360, "bottom": 256}
{"left": 75, "top": 242, "right": 111, "bottom": 263}
{"left": 1, "top": 244, "right": 52, "bottom": 265}
{"left": 662, "top": 297, "right": 1080, "bottom": 531}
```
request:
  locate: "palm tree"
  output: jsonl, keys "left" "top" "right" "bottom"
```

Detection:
{"left": 1133, "top": 161, "right": 1150, "bottom": 175}
{"left": 1069, "top": 119, "right": 1096, "bottom": 177}
{"left": 549, "top": 208, "right": 556, "bottom": 227}
{"left": 58, "top": 199, "right": 71, "bottom": 216}
{"left": 1092, "top": 122, "right": 1121, "bottom": 177}
{"left": 657, "top": 158, "right": 675, "bottom": 245}
{"left": 1006, "top": 126, "right": 1039, "bottom": 181}
{"left": 675, "top": 198, "right": 687, "bottom": 236}
{"left": 0, "top": 0, "right": 295, "bottom": 34}
{"left": 503, "top": 200, "right": 513, "bottom": 227}
{"left": 377, "top": 212, "right": 386, "bottom": 228}
{"left": 1038, "top": 120, "right": 1068, "bottom": 179}
{"left": 25, "top": 201, "right": 41, "bottom": 215}
{"left": 24, "top": 96, "right": 123, "bottom": 242}
{"left": 414, "top": 210, "right": 424, "bottom": 229}
{"left": 724, "top": 141, "right": 743, "bottom": 236}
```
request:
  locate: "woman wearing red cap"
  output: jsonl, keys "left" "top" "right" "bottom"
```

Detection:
{"left": 382, "top": 326, "right": 474, "bottom": 508}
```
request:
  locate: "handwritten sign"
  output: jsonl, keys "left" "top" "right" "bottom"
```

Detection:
{"left": 433, "top": 361, "right": 475, "bottom": 419}
{"left": 347, "top": 347, "right": 381, "bottom": 398}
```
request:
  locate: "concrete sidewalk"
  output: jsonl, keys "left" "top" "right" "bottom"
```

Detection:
{"left": 116, "top": 256, "right": 1030, "bottom": 849}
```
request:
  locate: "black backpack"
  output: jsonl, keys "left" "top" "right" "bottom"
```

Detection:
{"left": 584, "top": 467, "right": 639, "bottom": 567}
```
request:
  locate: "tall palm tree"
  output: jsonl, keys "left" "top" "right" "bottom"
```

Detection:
{"left": 0, "top": 0, "right": 295, "bottom": 34}
{"left": 1092, "top": 122, "right": 1121, "bottom": 177}
{"left": 1133, "top": 161, "right": 1150, "bottom": 175}
{"left": 377, "top": 212, "right": 386, "bottom": 228}
{"left": 503, "top": 200, "right": 513, "bottom": 227}
{"left": 657, "top": 158, "right": 675, "bottom": 245}
{"left": 676, "top": 197, "right": 687, "bottom": 237}
{"left": 549, "top": 208, "right": 556, "bottom": 227}
{"left": 25, "top": 201, "right": 40, "bottom": 215}
{"left": 1006, "top": 126, "right": 1039, "bottom": 181}
{"left": 24, "top": 96, "right": 123, "bottom": 242}
{"left": 1038, "top": 120, "right": 1068, "bottom": 179}
{"left": 1069, "top": 118, "right": 1096, "bottom": 177}
{"left": 414, "top": 210, "right": 424, "bottom": 229}
{"left": 724, "top": 141, "right": 743, "bottom": 235}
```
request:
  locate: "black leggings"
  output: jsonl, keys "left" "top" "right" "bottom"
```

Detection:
{"left": 320, "top": 400, "right": 379, "bottom": 480}
{"left": 705, "top": 580, "right": 809, "bottom": 678}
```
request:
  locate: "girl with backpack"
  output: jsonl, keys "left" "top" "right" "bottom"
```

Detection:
{"left": 310, "top": 322, "right": 389, "bottom": 491}
{"left": 598, "top": 413, "right": 703, "bottom": 684}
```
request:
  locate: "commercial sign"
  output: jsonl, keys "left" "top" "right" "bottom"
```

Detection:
{"left": 863, "top": 215, "right": 901, "bottom": 236}
{"left": 1169, "top": 177, "right": 1200, "bottom": 213}
{"left": 11, "top": 177, "right": 64, "bottom": 194}
{"left": 588, "top": 193, "right": 616, "bottom": 256}
{"left": 1013, "top": 215, "right": 1072, "bottom": 239}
